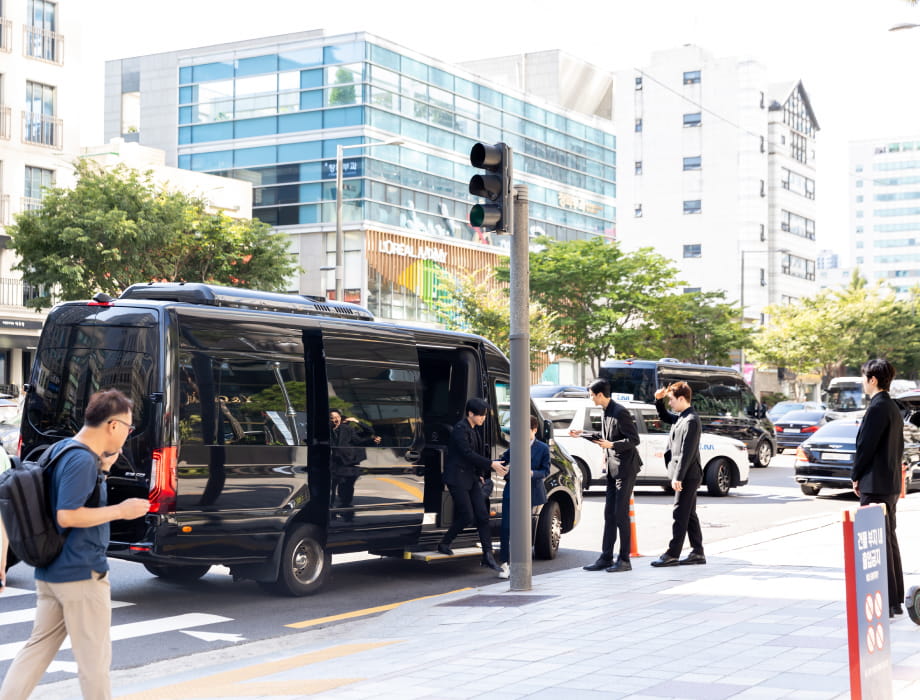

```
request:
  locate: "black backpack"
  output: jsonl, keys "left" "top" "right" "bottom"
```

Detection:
{"left": 0, "top": 443, "right": 99, "bottom": 568}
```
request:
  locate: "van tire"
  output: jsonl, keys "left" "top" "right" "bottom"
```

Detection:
{"left": 266, "top": 524, "right": 330, "bottom": 596}
{"left": 800, "top": 484, "right": 821, "bottom": 496}
{"left": 705, "top": 459, "right": 732, "bottom": 497}
{"left": 534, "top": 500, "right": 562, "bottom": 560}
{"left": 753, "top": 439, "right": 773, "bottom": 468}
{"left": 143, "top": 563, "right": 211, "bottom": 581}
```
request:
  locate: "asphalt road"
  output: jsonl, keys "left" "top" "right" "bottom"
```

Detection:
{"left": 0, "top": 451, "right": 879, "bottom": 686}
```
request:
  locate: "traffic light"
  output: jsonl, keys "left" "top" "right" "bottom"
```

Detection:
{"left": 469, "top": 142, "right": 512, "bottom": 232}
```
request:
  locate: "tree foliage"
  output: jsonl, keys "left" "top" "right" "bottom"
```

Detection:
{"left": 9, "top": 160, "right": 300, "bottom": 308}
{"left": 750, "top": 272, "right": 920, "bottom": 381}
{"left": 441, "top": 276, "right": 558, "bottom": 370}
{"left": 496, "top": 237, "right": 681, "bottom": 375}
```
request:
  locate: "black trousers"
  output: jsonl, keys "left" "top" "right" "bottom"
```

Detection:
{"left": 442, "top": 482, "right": 492, "bottom": 552}
{"left": 860, "top": 492, "right": 905, "bottom": 606}
{"left": 667, "top": 480, "right": 703, "bottom": 557}
{"left": 600, "top": 470, "right": 638, "bottom": 561}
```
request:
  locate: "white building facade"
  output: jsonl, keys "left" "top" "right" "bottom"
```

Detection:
{"left": 0, "top": 0, "right": 82, "bottom": 393}
{"left": 849, "top": 137, "right": 920, "bottom": 294}
{"left": 615, "top": 45, "right": 819, "bottom": 329}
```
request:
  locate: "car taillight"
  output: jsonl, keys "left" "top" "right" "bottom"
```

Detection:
{"left": 802, "top": 425, "right": 819, "bottom": 433}
{"left": 149, "top": 446, "right": 178, "bottom": 514}
{"left": 795, "top": 446, "right": 809, "bottom": 461}
{"left": 775, "top": 426, "right": 784, "bottom": 432}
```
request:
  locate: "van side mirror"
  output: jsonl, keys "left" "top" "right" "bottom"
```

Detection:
{"left": 543, "top": 418, "right": 554, "bottom": 443}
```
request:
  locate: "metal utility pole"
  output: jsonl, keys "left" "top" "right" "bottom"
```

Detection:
{"left": 509, "top": 183, "right": 531, "bottom": 591}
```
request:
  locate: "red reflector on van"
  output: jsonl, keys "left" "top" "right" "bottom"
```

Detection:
{"left": 129, "top": 546, "right": 151, "bottom": 552}
{"left": 149, "top": 446, "right": 178, "bottom": 514}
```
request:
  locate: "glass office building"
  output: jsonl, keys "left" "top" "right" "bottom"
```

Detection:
{"left": 106, "top": 32, "right": 616, "bottom": 324}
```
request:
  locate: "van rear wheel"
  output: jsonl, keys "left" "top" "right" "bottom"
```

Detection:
{"left": 705, "top": 459, "right": 732, "bottom": 497}
{"left": 753, "top": 439, "right": 773, "bottom": 468}
{"left": 143, "top": 563, "right": 211, "bottom": 581}
{"left": 265, "top": 524, "right": 330, "bottom": 596}
{"left": 534, "top": 500, "right": 562, "bottom": 560}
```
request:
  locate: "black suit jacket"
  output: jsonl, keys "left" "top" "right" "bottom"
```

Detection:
{"left": 596, "top": 400, "right": 642, "bottom": 480}
{"left": 443, "top": 418, "right": 493, "bottom": 490}
{"left": 852, "top": 391, "right": 904, "bottom": 495}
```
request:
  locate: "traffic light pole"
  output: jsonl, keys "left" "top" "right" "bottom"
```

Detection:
{"left": 509, "top": 183, "right": 531, "bottom": 591}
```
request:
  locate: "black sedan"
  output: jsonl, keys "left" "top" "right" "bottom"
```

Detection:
{"left": 794, "top": 418, "right": 920, "bottom": 497}
{"left": 774, "top": 409, "right": 827, "bottom": 454}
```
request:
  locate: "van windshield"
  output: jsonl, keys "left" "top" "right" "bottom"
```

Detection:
{"left": 826, "top": 385, "right": 867, "bottom": 412}
{"left": 599, "top": 367, "right": 656, "bottom": 403}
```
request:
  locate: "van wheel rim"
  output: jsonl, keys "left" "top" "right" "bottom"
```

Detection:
{"left": 717, "top": 464, "right": 730, "bottom": 493}
{"left": 550, "top": 510, "right": 562, "bottom": 550}
{"left": 292, "top": 539, "right": 322, "bottom": 585}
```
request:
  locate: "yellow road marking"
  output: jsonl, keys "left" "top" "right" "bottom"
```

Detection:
{"left": 374, "top": 476, "right": 424, "bottom": 500}
{"left": 116, "top": 641, "right": 399, "bottom": 699}
{"left": 285, "top": 587, "right": 472, "bottom": 629}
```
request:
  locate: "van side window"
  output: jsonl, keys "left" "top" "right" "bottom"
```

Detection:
{"left": 179, "top": 353, "right": 307, "bottom": 446}
{"left": 585, "top": 408, "right": 603, "bottom": 432}
{"left": 640, "top": 410, "right": 670, "bottom": 434}
{"left": 493, "top": 379, "right": 510, "bottom": 448}
{"left": 324, "top": 334, "right": 420, "bottom": 448}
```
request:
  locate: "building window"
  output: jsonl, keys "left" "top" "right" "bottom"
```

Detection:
{"left": 683, "top": 244, "right": 701, "bottom": 258}
{"left": 634, "top": 203, "right": 643, "bottom": 218}
{"left": 856, "top": 241, "right": 864, "bottom": 249}
{"left": 781, "top": 253, "right": 816, "bottom": 281}
{"left": 635, "top": 118, "right": 642, "bottom": 132}
{"left": 781, "top": 210, "right": 815, "bottom": 239}
{"left": 682, "top": 112, "right": 702, "bottom": 128}
{"left": 683, "top": 70, "right": 701, "bottom": 85}
{"left": 856, "top": 195, "right": 863, "bottom": 203}
{"left": 760, "top": 223, "right": 766, "bottom": 242}
{"left": 24, "top": 80, "right": 59, "bottom": 147}
{"left": 791, "top": 131, "right": 807, "bottom": 164}
{"left": 682, "top": 155, "right": 701, "bottom": 171}
{"left": 760, "top": 135, "right": 765, "bottom": 153}
{"left": 635, "top": 76, "right": 643, "bottom": 90}
{"left": 683, "top": 199, "right": 701, "bottom": 215}
{"left": 684, "top": 287, "right": 701, "bottom": 294}
{"left": 25, "top": 0, "right": 61, "bottom": 64}
{"left": 760, "top": 179, "right": 766, "bottom": 197}
{"left": 24, "top": 165, "right": 53, "bottom": 209}
{"left": 635, "top": 160, "right": 643, "bottom": 175}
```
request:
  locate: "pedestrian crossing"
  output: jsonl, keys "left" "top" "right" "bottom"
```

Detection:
{"left": 0, "top": 585, "right": 233, "bottom": 671}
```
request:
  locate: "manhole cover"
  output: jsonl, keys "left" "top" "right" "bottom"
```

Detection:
{"left": 438, "top": 594, "right": 556, "bottom": 607}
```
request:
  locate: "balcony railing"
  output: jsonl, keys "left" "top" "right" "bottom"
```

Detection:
{"left": 0, "top": 106, "right": 9, "bottom": 140}
{"left": 0, "top": 17, "right": 11, "bottom": 53}
{"left": 21, "top": 197, "right": 43, "bottom": 213}
{"left": 21, "top": 111, "right": 62, "bottom": 148}
{"left": 23, "top": 25, "right": 63, "bottom": 64}
{"left": 0, "top": 195, "right": 9, "bottom": 227}
{"left": 0, "top": 277, "right": 50, "bottom": 308}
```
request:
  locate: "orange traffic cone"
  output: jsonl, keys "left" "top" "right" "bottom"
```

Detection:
{"left": 629, "top": 496, "right": 641, "bottom": 557}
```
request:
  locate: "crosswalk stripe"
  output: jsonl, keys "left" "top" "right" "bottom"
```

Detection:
{"left": 0, "top": 613, "right": 232, "bottom": 662}
{"left": 0, "top": 600, "right": 134, "bottom": 627}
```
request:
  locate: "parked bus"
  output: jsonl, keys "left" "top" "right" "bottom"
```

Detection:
{"left": 823, "top": 376, "right": 868, "bottom": 421}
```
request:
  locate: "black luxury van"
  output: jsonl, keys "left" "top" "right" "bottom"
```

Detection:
{"left": 18, "top": 283, "right": 580, "bottom": 595}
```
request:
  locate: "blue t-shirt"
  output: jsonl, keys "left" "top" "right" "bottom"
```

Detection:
{"left": 35, "top": 439, "right": 109, "bottom": 583}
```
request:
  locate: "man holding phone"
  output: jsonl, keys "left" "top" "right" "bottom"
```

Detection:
{"left": 571, "top": 379, "right": 642, "bottom": 573}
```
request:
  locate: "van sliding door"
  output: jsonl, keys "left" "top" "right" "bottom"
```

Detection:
{"left": 322, "top": 326, "right": 424, "bottom": 546}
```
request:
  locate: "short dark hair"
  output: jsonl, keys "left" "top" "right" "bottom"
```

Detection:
{"left": 84, "top": 389, "right": 133, "bottom": 427}
{"left": 668, "top": 381, "right": 693, "bottom": 402}
{"left": 861, "top": 359, "right": 895, "bottom": 392}
{"left": 466, "top": 397, "right": 489, "bottom": 416}
{"left": 588, "top": 379, "right": 611, "bottom": 398}
{"left": 530, "top": 415, "right": 540, "bottom": 431}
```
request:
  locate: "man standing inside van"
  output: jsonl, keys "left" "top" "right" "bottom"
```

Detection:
{"left": 851, "top": 358, "right": 905, "bottom": 618}
{"left": 0, "top": 389, "right": 150, "bottom": 700}
{"left": 651, "top": 381, "right": 705, "bottom": 567}
{"left": 574, "top": 379, "right": 642, "bottom": 573}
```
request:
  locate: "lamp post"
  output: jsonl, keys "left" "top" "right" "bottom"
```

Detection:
{"left": 334, "top": 138, "right": 403, "bottom": 302}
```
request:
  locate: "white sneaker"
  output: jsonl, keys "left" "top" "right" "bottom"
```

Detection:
{"left": 498, "top": 562, "right": 510, "bottom": 579}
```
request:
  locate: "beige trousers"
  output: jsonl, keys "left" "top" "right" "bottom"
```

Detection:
{"left": 0, "top": 573, "right": 112, "bottom": 700}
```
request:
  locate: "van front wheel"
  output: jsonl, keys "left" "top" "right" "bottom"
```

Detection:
{"left": 753, "top": 439, "right": 773, "bottom": 468}
{"left": 267, "top": 524, "right": 330, "bottom": 596}
{"left": 534, "top": 500, "right": 562, "bottom": 560}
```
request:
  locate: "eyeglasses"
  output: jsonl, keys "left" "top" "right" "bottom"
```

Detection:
{"left": 109, "top": 418, "right": 135, "bottom": 434}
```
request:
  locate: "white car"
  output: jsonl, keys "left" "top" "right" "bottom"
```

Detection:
{"left": 534, "top": 397, "right": 750, "bottom": 497}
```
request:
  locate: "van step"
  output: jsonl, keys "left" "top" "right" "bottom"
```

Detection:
{"left": 404, "top": 546, "right": 483, "bottom": 562}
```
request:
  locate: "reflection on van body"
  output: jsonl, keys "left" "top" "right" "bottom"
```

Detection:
{"left": 19, "top": 283, "right": 581, "bottom": 595}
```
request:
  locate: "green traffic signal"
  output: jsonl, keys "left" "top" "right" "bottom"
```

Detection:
{"left": 468, "top": 142, "right": 512, "bottom": 232}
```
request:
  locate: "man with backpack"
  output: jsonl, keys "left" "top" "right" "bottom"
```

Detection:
{"left": 0, "top": 389, "right": 149, "bottom": 700}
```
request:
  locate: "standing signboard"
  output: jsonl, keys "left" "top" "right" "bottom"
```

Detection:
{"left": 843, "top": 504, "right": 892, "bottom": 700}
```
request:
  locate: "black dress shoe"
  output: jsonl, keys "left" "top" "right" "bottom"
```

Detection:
{"left": 481, "top": 551, "right": 501, "bottom": 572}
{"left": 583, "top": 558, "right": 613, "bottom": 571}
{"left": 437, "top": 543, "right": 454, "bottom": 556}
{"left": 679, "top": 552, "right": 706, "bottom": 565}
{"left": 606, "top": 559, "right": 632, "bottom": 572}
{"left": 890, "top": 603, "right": 904, "bottom": 618}
{"left": 650, "top": 553, "right": 680, "bottom": 567}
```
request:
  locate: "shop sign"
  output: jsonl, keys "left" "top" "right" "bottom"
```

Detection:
{"left": 378, "top": 239, "right": 448, "bottom": 264}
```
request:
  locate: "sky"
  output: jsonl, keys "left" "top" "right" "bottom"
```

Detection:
{"left": 79, "top": 0, "right": 920, "bottom": 259}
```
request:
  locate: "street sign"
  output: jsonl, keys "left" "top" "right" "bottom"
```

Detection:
{"left": 843, "top": 504, "right": 892, "bottom": 700}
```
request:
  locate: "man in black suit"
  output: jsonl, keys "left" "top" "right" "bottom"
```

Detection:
{"left": 851, "top": 358, "right": 905, "bottom": 617}
{"left": 573, "top": 379, "right": 642, "bottom": 573}
{"left": 651, "top": 381, "right": 705, "bottom": 567}
{"left": 438, "top": 398, "right": 507, "bottom": 572}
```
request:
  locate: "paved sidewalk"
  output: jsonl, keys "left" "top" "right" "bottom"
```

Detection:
{"left": 32, "top": 500, "right": 920, "bottom": 699}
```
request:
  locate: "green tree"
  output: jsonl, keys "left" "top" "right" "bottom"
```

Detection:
{"left": 441, "top": 275, "right": 559, "bottom": 370}
{"left": 497, "top": 237, "right": 680, "bottom": 376}
{"left": 9, "top": 160, "right": 299, "bottom": 308}
{"left": 643, "top": 290, "right": 750, "bottom": 366}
